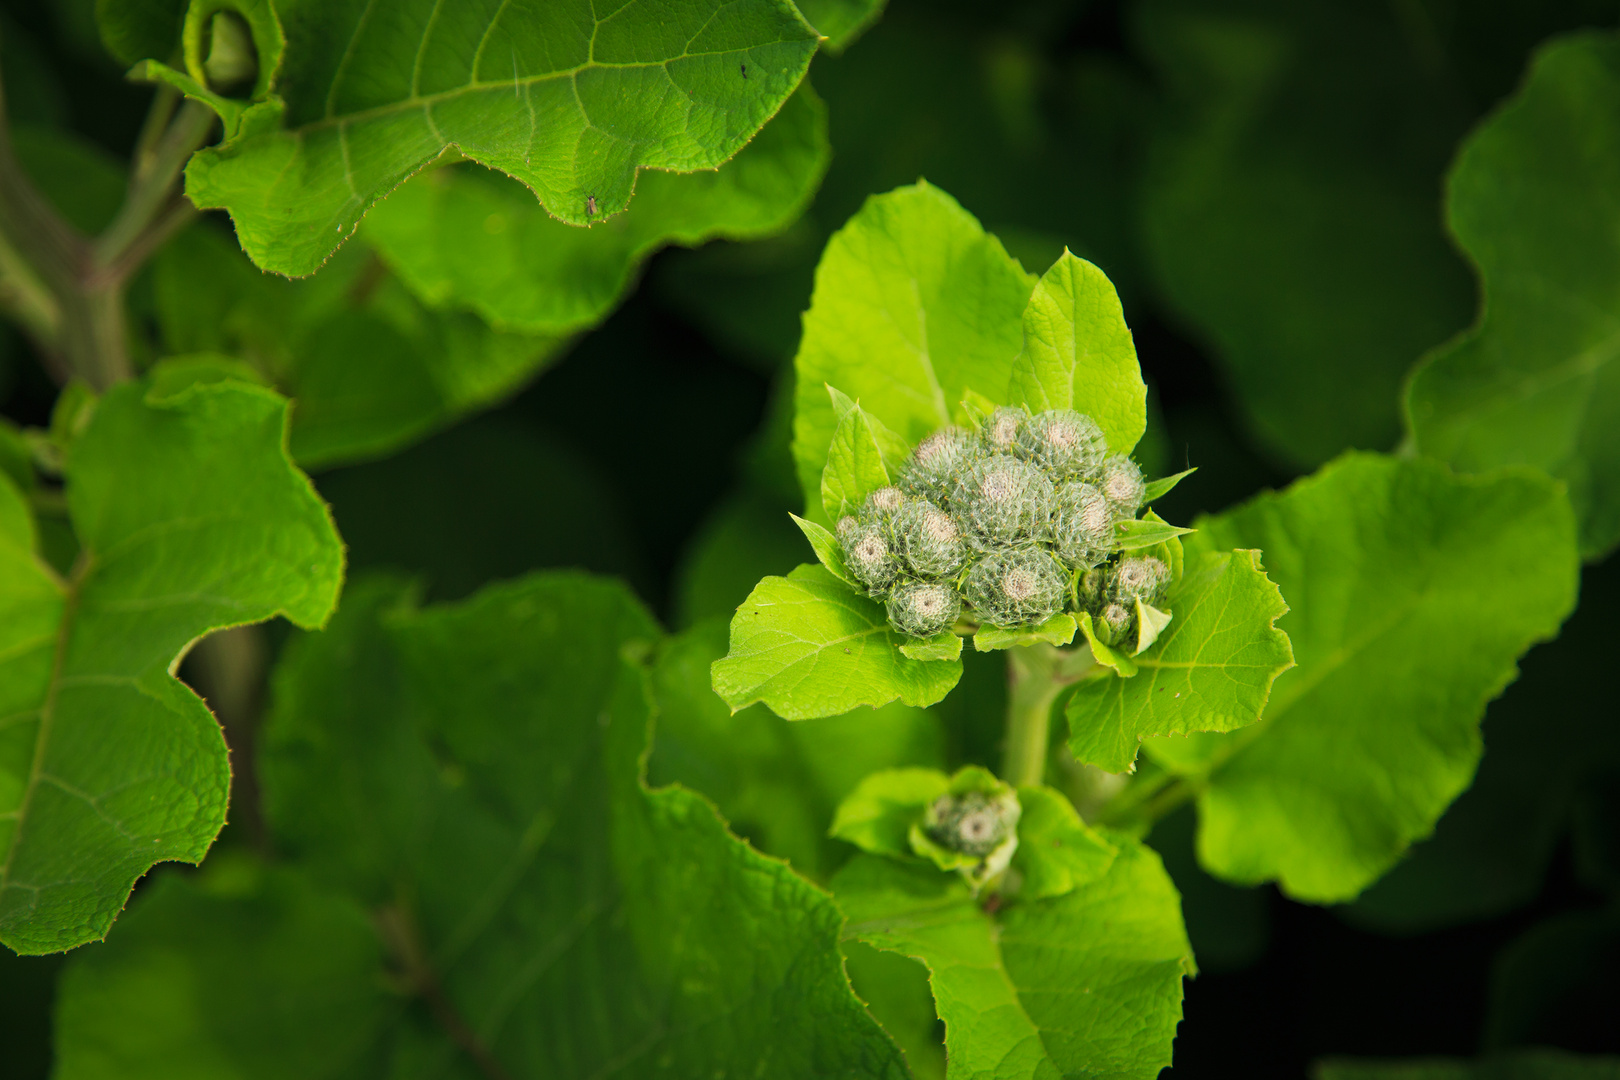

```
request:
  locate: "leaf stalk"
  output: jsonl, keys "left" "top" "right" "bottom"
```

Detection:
{"left": 1002, "top": 644, "right": 1094, "bottom": 787}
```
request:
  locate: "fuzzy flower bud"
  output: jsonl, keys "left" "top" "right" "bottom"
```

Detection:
{"left": 861, "top": 485, "right": 906, "bottom": 526}
{"left": 1098, "top": 601, "right": 1135, "bottom": 646}
{"left": 1111, "top": 555, "right": 1170, "bottom": 604}
{"left": 841, "top": 519, "right": 899, "bottom": 594}
{"left": 1050, "top": 480, "right": 1115, "bottom": 568}
{"left": 1016, "top": 409, "right": 1107, "bottom": 479}
{"left": 954, "top": 454, "right": 1053, "bottom": 548}
{"left": 962, "top": 546, "right": 1067, "bottom": 627}
{"left": 894, "top": 499, "right": 968, "bottom": 579}
{"left": 981, "top": 407, "right": 1028, "bottom": 453}
{"left": 886, "top": 580, "right": 961, "bottom": 638}
{"left": 1100, "top": 453, "right": 1146, "bottom": 517}
{"left": 925, "top": 789, "right": 1021, "bottom": 858}
{"left": 901, "top": 427, "right": 980, "bottom": 506}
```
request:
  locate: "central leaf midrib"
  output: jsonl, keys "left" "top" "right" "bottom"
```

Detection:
{"left": 0, "top": 553, "right": 90, "bottom": 892}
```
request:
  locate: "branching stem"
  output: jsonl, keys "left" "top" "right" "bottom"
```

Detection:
{"left": 0, "top": 65, "right": 215, "bottom": 389}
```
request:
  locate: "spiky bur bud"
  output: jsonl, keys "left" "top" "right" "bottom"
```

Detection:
{"left": 901, "top": 427, "right": 981, "bottom": 506}
{"left": 1100, "top": 453, "right": 1146, "bottom": 517}
{"left": 1097, "top": 601, "right": 1136, "bottom": 647}
{"left": 894, "top": 499, "right": 968, "bottom": 579}
{"left": 886, "top": 580, "right": 962, "bottom": 638}
{"left": 926, "top": 789, "right": 1021, "bottom": 858}
{"left": 981, "top": 406, "right": 1028, "bottom": 453}
{"left": 837, "top": 515, "right": 860, "bottom": 547}
{"left": 1050, "top": 481, "right": 1115, "bottom": 568}
{"left": 962, "top": 547, "right": 1068, "bottom": 627}
{"left": 841, "top": 520, "right": 900, "bottom": 595}
{"left": 954, "top": 454, "right": 1054, "bottom": 549}
{"left": 1111, "top": 555, "right": 1171, "bottom": 604}
{"left": 1016, "top": 409, "right": 1107, "bottom": 479}
{"left": 861, "top": 485, "right": 906, "bottom": 527}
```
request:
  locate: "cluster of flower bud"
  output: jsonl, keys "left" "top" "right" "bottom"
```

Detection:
{"left": 1080, "top": 554, "right": 1172, "bottom": 648}
{"left": 834, "top": 405, "right": 1173, "bottom": 639}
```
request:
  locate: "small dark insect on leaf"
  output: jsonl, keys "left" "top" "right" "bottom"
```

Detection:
{"left": 586, "top": 194, "right": 597, "bottom": 217}
{"left": 741, "top": 63, "right": 748, "bottom": 78}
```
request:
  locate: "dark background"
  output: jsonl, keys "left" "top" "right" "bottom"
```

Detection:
{"left": 2, "top": 0, "right": 1617, "bottom": 1076}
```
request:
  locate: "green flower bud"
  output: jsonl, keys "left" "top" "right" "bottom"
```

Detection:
{"left": 1050, "top": 480, "right": 1114, "bottom": 568}
{"left": 1016, "top": 409, "right": 1107, "bottom": 479}
{"left": 894, "top": 499, "right": 968, "bottom": 579}
{"left": 836, "top": 514, "right": 860, "bottom": 547}
{"left": 925, "top": 789, "right": 1021, "bottom": 858}
{"left": 862, "top": 485, "right": 906, "bottom": 525}
{"left": 1111, "top": 555, "right": 1170, "bottom": 604}
{"left": 963, "top": 546, "right": 1067, "bottom": 627}
{"left": 981, "top": 406, "right": 1028, "bottom": 453}
{"left": 954, "top": 453, "right": 1053, "bottom": 549}
{"left": 901, "top": 427, "right": 981, "bottom": 506}
{"left": 1097, "top": 600, "right": 1135, "bottom": 646}
{"left": 1100, "top": 453, "right": 1146, "bottom": 516}
{"left": 886, "top": 580, "right": 962, "bottom": 638}
{"left": 841, "top": 520, "right": 899, "bottom": 595}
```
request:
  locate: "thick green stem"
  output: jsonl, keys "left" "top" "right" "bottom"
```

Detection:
{"left": 1002, "top": 644, "right": 1094, "bottom": 788}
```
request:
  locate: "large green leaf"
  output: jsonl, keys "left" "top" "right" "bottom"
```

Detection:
{"left": 1007, "top": 250, "right": 1146, "bottom": 455}
{"left": 1143, "top": 453, "right": 1578, "bottom": 902}
{"left": 1406, "top": 32, "right": 1620, "bottom": 558}
{"left": 1134, "top": 0, "right": 1475, "bottom": 468}
{"left": 791, "top": 182, "right": 1035, "bottom": 518}
{"left": 364, "top": 84, "right": 828, "bottom": 333}
{"left": 1065, "top": 548, "right": 1292, "bottom": 773}
{"left": 169, "top": 0, "right": 820, "bottom": 275}
{"left": 650, "top": 617, "right": 944, "bottom": 880}
{"left": 152, "top": 224, "right": 565, "bottom": 468}
{"left": 711, "top": 563, "right": 963, "bottom": 719}
{"left": 60, "top": 572, "right": 910, "bottom": 1076}
{"left": 0, "top": 376, "right": 343, "bottom": 955}
{"left": 1348, "top": 556, "right": 1620, "bottom": 934}
{"left": 53, "top": 857, "right": 392, "bottom": 1080}
{"left": 834, "top": 836, "right": 1192, "bottom": 1080}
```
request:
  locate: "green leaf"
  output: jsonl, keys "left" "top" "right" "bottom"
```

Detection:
{"left": 790, "top": 510, "right": 855, "bottom": 586}
{"left": 973, "top": 611, "right": 1077, "bottom": 652}
{"left": 1012, "top": 785, "right": 1117, "bottom": 901}
{"left": 712, "top": 563, "right": 963, "bottom": 720}
{"left": 0, "top": 376, "right": 343, "bottom": 954}
{"left": 1114, "top": 516, "right": 1196, "bottom": 551}
{"left": 1007, "top": 250, "right": 1147, "bottom": 454}
{"left": 1406, "top": 32, "right": 1620, "bottom": 558}
{"left": 152, "top": 225, "right": 566, "bottom": 468}
{"left": 650, "top": 617, "right": 945, "bottom": 881}
{"left": 843, "top": 941, "right": 947, "bottom": 1080}
{"left": 1135, "top": 0, "right": 1475, "bottom": 468}
{"left": 900, "top": 631, "right": 963, "bottom": 662}
{"left": 94, "top": 0, "right": 183, "bottom": 67}
{"left": 822, "top": 397, "right": 900, "bottom": 521}
{"left": 1066, "top": 548, "right": 1292, "bottom": 774}
{"left": 795, "top": 0, "right": 887, "bottom": 53}
{"left": 1131, "top": 600, "right": 1173, "bottom": 655}
{"left": 792, "top": 182, "right": 1035, "bottom": 518}
{"left": 1316, "top": 1050, "right": 1620, "bottom": 1080}
{"left": 1145, "top": 453, "right": 1579, "bottom": 902}
{"left": 1078, "top": 611, "right": 1138, "bottom": 677}
{"left": 59, "top": 573, "right": 907, "bottom": 1075}
{"left": 364, "top": 84, "right": 828, "bottom": 333}
{"left": 53, "top": 856, "right": 391, "bottom": 1080}
{"left": 829, "top": 766, "right": 950, "bottom": 858}
{"left": 835, "top": 834, "right": 1193, "bottom": 1080}
{"left": 1143, "top": 467, "right": 1196, "bottom": 503}
{"left": 177, "top": 0, "right": 821, "bottom": 276}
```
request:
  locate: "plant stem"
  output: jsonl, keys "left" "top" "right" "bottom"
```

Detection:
{"left": 1002, "top": 644, "right": 1094, "bottom": 787}
{"left": 0, "top": 65, "right": 215, "bottom": 389}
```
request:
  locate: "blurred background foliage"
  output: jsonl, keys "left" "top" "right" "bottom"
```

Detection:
{"left": 3, "top": 0, "right": 1619, "bottom": 1075}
